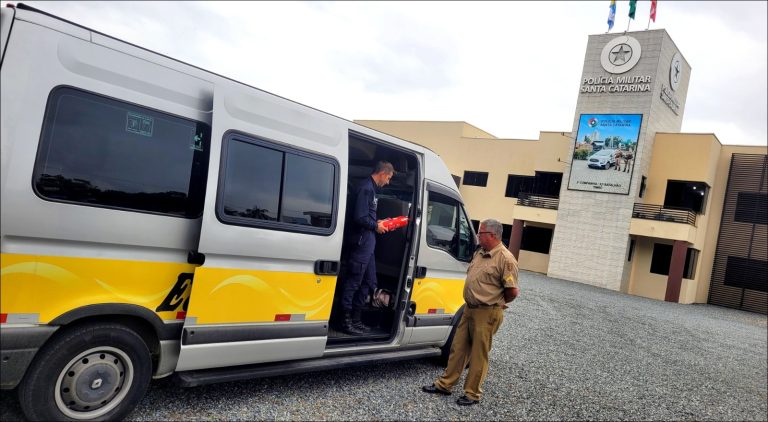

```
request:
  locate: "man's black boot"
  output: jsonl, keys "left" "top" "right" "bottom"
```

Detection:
{"left": 341, "top": 311, "right": 366, "bottom": 335}
{"left": 352, "top": 308, "right": 372, "bottom": 333}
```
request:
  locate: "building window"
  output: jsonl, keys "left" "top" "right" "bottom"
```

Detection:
{"left": 639, "top": 175, "right": 647, "bottom": 198}
{"left": 735, "top": 192, "right": 767, "bottom": 225}
{"left": 534, "top": 171, "right": 563, "bottom": 197}
{"left": 463, "top": 171, "right": 488, "bottom": 187}
{"left": 505, "top": 175, "right": 534, "bottom": 197}
{"left": 650, "top": 243, "right": 698, "bottom": 279}
{"left": 521, "top": 226, "right": 553, "bottom": 254}
{"left": 724, "top": 256, "right": 768, "bottom": 292}
{"left": 506, "top": 173, "right": 562, "bottom": 198}
{"left": 501, "top": 224, "right": 512, "bottom": 247}
{"left": 218, "top": 134, "right": 338, "bottom": 234}
{"left": 33, "top": 86, "right": 210, "bottom": 218}
{"left": 471, "top": 219, "right": 480, "bottom": 233}
{"left": 664, "top": 180, "right": 708, "bottom": 214}
{"left": 627, "top": 239, "right": 636, "bottom": 261}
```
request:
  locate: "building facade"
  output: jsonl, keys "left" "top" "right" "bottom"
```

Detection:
{"left": 356, "top": 29, "right": 767, "bottom": 314}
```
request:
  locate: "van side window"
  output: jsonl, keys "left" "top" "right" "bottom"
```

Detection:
{"left": 426, "top": 192, "right": 475, "bottom": 261}
{"left": 32, "top": 87, "right": 211, "bottom": 218}
{"left": 217, "top": 134, "right": 338, "bottom": 234}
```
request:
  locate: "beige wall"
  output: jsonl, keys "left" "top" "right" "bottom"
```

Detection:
{"left": 694, "top": 143, "right": 768, "bottom": 302}
{"left": 633, "top": 135, "right": 766, "bottom": 304}
{"left": 356, "top": 120, "right": 767, "bottom": 306}
{"left": 628, "top": 237, "right": 667, "bottom": 300}
{"left": 355, "top": 120, "right": 571, "bottom": 225}
{"left": 644, "top": 133, "right": 721, "bottom": 214}
{"left": 633, "top": 134, "right": 721, "bottom": 302}
{"left": 355, "top": 120, "right": 472, "bottom": 167}
{"left": 519, "top": 250, "right": 549, "bottom": 274}
{"left": 461, "top": 123, "right": 497, "bottom": 139}
{"left": 629, "top": 237, "right": 700, "bottom": 304}
{"left": 644, "top": 133, "right": 736, "bottom": 250}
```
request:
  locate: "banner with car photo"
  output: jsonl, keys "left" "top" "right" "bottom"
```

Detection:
{"left": 567, "top": 114, "right": 643, "bottom": 195}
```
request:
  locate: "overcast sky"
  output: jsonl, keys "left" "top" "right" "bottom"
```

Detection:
{"left": 19, "top": 1, "right": 768, "bottom": 146}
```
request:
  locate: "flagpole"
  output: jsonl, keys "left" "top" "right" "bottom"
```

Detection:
{"left": 627, "top": 17, "right": 631, "bottom": 32}
{"left": 646, "top": 14, "right": 651, "bottom": 30}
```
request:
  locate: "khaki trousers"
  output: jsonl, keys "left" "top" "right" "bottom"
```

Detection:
{"left": 434, "top": 306, "right": 503, "bottom": 401}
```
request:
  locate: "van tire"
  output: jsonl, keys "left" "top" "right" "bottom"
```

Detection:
{"left": 18, "top": 322, "right": 152, "bottom": 421}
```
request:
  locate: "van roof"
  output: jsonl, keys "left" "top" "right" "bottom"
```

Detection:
{"left": 10, "top": 2, "right": 434, "bottom": 157}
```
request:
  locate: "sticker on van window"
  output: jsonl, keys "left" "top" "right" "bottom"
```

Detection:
{"left": 126, "top": 112, "right": 154, "bottom": 137}
{"left": 190, "top": 132, "right": 204, "bottom": 152}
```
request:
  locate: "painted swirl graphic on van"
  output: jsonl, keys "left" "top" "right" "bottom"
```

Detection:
{"left": 0, "top": 254, "right": 196, "bottom": 323}
{"left": 2, "top": 262, "right": 79, "bottom": 285}
{"left": 410, "top": 278, "right": 465, "bottom": 315}
{"left": 188, "top": 267, "right": 336, "bottom": 324}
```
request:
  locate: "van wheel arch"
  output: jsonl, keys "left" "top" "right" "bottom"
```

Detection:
{"left": 47, "top": 304, "right": 172, "bottom": 370}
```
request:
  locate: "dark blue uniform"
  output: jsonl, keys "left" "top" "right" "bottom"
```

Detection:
{"left": 342, "top": 176, "right": 379, "bottom": 311}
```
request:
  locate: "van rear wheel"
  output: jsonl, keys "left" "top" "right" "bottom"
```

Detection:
{"left": 18, "top": 322, "right": 152, "bottom": 421}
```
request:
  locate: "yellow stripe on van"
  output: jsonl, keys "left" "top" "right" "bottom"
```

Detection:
{"left": 0, "top": 253, "right": 197, "bottom": 323}
{"left": 410, "top": 277, "right": 465, "bottom": 315}
{"left": 187, "top": 267, "right": 336, "bottom": 324}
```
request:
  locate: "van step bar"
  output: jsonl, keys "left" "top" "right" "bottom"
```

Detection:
{"left": 173, "top": 347, "right": 441, "bottom": 387}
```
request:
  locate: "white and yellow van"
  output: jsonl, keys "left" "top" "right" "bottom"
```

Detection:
{"left": 0, "top": 4, "right": 478, "bottom": 420}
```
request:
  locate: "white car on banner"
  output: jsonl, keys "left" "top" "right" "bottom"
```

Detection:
{"left": 587, "top": 149, "right": 617, "bottom": 169}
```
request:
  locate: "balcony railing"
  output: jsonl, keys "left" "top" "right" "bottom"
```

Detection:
{"left": 632, "top": 203, "right": 697, "bottom": 226}
{"left": 516, "top": 192, "right": 559, "bottom": 210}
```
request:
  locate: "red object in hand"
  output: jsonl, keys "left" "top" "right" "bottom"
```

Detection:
{"left": 381, "top": 215, "right": 409, "bottom": 231}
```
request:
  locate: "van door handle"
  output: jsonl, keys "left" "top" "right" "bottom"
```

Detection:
{"left": 414, "top": 266, "right": 428, "bottom": 279}
{"left": 314, "top": 260, "right": 339, "bottom": 275}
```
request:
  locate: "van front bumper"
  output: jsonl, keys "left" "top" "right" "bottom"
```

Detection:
{"left": 0, "top": 325, "right": 59, "bottom": 389}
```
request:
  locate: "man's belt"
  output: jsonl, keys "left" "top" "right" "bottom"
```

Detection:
{"left": 465, "top": 303, "right": 500, "bottom": 309}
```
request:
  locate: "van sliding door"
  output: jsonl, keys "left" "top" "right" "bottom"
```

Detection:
{"left": 176, "top": 84, "right": 345, "bottom": 371}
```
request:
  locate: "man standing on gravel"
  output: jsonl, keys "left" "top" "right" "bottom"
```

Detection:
{"left": 421, "top": 218, "right": 519, "bottom": 406}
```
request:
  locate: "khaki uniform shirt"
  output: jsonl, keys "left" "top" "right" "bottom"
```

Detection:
{"left": 463, "top": 243, "right": 519, "bottom": 306}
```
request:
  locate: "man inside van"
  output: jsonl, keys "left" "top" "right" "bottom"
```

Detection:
{"left": 340, "top": 161, "right": 395, "bottom": 335}
{"left": 421, "top": 218, "right": 519, "bottom": 406}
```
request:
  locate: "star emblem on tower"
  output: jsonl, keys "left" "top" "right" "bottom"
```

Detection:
{"left": 669, "top": 53, "right": 683, "bottom": 91}
{"left": 609, "top": 44, "right": 632, "bottom": 65}
{"left": 672, "top": 62, "right": 681, "bottom": 83}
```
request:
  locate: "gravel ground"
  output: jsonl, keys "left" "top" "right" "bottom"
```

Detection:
{"left": 2, "top": 271, "right": 766, "bottom": 421}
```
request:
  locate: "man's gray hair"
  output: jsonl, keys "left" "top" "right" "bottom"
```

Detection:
{"left": 372, "top": 161, "right": 395, "bottom": 175}
{"left": 481, "top": 219, "right": 503, "bottom": 239}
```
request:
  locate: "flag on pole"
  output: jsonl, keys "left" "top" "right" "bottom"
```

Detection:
{"left": 647, "top": 0, "right": 657, "bottom": 29}
{"left": 629, "top": 0, "right": 637, "bottom": 19}
{"left": 607, "top": 0, "right": 616, "bottom": 31}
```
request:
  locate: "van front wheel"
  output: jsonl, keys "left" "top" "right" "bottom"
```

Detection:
{"left": 18, "top": 322, "right": 152, "bottom": 421}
